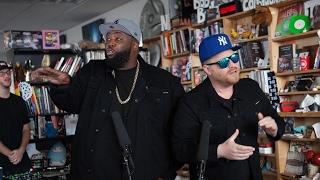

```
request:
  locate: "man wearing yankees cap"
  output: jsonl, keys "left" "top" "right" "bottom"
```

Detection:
{"left": 172, "top": 34, "right": 285, "bottom": 180}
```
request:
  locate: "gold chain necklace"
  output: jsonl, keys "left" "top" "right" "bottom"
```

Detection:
{"left": 112, "top": 60, "right": 140, "bottom": 104}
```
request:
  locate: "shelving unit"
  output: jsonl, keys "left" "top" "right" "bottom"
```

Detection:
{"left": 11, "top": 48, "right": 79, "bottom": 146}
{"left": 268, "top": 0, "right": 320, "bottom": 179}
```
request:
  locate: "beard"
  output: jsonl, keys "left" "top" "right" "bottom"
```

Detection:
{"left": 105, "top": 48, "right": 131, "bottom": 69}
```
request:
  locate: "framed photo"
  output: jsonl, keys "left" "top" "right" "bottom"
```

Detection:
{"left": 42, "top": 30, "right": 60, "bottom": 49}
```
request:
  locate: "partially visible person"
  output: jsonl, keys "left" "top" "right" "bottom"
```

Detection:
{"left": 172, "top": 33, "right": 285, "bottom": 180}
{"left": 0, "top": 61, "right": 31, "bottom": 175}
{"left": 31, "top": 19, "right": 185, "bottom": 180}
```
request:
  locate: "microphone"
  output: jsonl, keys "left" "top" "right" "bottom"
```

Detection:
{"left": 111, "top": 111, "right": 135, "bottom": 179}
{"left": 196, "top": 120, "right": 211, "bottom": 180}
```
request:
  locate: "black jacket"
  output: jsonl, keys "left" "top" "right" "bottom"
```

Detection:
{"left": 172, "top": 78, "right": 285, "bottom": 180}
{"left": 50, "top": 57, "right": 185, "bottom": 180}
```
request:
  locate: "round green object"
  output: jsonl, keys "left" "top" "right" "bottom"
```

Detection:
{"left": 289, "top": 15, "right": 311, "bottom": 34}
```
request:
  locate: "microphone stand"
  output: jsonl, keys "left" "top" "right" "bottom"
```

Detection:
{"left": 122, "top": 145, "right": 135, "bottom": 180}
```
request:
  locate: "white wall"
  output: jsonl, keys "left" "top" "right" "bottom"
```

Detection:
{"left": 63, "top": 0, "right": 169, "bottom": 43}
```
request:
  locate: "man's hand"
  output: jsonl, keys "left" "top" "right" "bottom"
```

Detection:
{"left": 31, "top": 67, "right": 70, "bottom": 85}
{"left": 8, "top": 148, "right": 24, "bottom": 165}
{"left": 217, "top": 129, "right": 255, "bottom": 160}
{"left": 258, "top": 112, "right": 278, "bottom": 137}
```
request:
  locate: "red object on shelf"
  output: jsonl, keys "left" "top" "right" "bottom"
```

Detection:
{"left": 312, "top": 153, "right": 320, "bottom": 166}
{"left": 304, "top": 150, "right": 316, "bottom": 163}
{"left": 280, "top": 101, "right": 298, "bottom": 112}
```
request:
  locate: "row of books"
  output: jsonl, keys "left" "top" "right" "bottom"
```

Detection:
{"left": 163, "top": 56, "right": 192, "bottom": 83}
{"left": 84, "top": 50, "right": 105, "bottom": 62}
{"left": 190, "top": 22, "right": 224, "bottom": 53}
{"left": 25, "top": 86, "right": 65, "bottom": 116}
{"left": 53, "top": 55, "right": 83, "bottom": 76}
{"left": 238, "top": 40, "right": 268, "bottom": 69}
{"left": 161, "top": 29, "right": 190, "bottom": 56}
{"left": 248, "top": 70, "right": 273, "bottom": 94}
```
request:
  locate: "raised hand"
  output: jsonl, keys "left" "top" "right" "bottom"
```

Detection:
{"left": 217, "top": 129, "right": 255, "bottom": 160}
{"left": 258, "top": 112, "right": 278, "bottom": 137}
{"left": 31, "top": 67, "right": 70, "bottom": 85}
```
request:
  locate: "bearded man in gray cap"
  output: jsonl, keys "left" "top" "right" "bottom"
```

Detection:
{"left": 32, "top": 18, "right": 184, "bottom": 180}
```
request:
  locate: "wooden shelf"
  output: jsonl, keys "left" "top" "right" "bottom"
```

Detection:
{"left": 278, "top": 90, "right": 320, "bottom": 96}
{"left": 161, "top": 26, "right": 189, "bottom": 34}
{"left": 276, "top": 69, "right": 320, "bottom": 76}
{"left": 143, "top": 35, "right": 161, "bottom": 43}
{"left": 164, "top": 52, "right": 190, "bottom": 59}
{"left": 272, "top": 29, "right": 319, "bottom": 42}
{"left": 281, "top": 137, "right": 320, "bottom": 142}
{"left": 260, "top": 153, "right": 276, "bottom": 157}
{"left": 278, "top": 112, "right": 320, "bottom": 117}
{"left": 224, "top": 9, "right": 255, "bottom": 20}
{"left": 240, "top": 66, "right": 270, "bottom": 73}
{"left": 262, "top": 171, "right": 277, "bottom": 176}
{"left": 280, "top": 173, "right": 300, "bottom": 180}
{"left": 269, "top": 0, "right": 306, "bottom": 8}
{"left": 191, "top": 17, "right": 224, "bottom": 28}
{"left": 234, "top": 35, "right": 269, "bottom": 44}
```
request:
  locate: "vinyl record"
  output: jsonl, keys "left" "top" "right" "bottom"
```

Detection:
{"left": 289, "top": 15, "right": 311, "bottom": 34}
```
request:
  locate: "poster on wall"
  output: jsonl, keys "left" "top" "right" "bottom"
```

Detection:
{"left": 42, "top": 30, "right": 60, "bottom": 49}
{"left": 82, "top": 19, "right": 105, "bottom": 43}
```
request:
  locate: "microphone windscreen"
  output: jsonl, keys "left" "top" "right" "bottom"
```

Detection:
{"left": 111, "top": 111, "right": 131, "bottom": 147}
{"left": 196, "top": 120, "right": 211, "bottom": 161}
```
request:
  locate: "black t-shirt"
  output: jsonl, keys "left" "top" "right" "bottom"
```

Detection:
{"left": 114, "top": 67, "right": 137, "bottom": 121}
{"left": 0, "top": 93, "right": 31, "bottom": 174}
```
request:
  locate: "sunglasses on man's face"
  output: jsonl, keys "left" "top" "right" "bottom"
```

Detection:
{"left": 205, "top": 53, "right": 240, "bottom": 69}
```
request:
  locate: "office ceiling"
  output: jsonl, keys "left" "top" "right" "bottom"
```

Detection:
{"left": 0, "top": 0, "right": 132, "bottom": 32}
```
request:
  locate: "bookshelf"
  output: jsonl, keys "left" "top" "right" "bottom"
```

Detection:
{"left": 268, "top": 0, "right": 320, "bottom": 179}
{"left": 10, "top": 48, "right": 80, "bottom": 146}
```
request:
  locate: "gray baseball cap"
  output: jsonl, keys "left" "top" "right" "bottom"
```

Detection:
{"left": 99, "top": 18, "right": 142, "bottom": 43}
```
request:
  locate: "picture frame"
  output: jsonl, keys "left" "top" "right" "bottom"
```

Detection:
{"left": 42, "top": 30, "right": 60, "bottom": 49}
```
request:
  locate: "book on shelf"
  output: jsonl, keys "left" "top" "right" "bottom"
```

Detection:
{"left": 170, "top": 56, "right": 192, "bottom": 83}
{"left": 277, "top": 44, "right": 294, "bottom": 73}
{"left": 238, "top": 41, "right": 265, "bottom": 69}
{"left": 190, "top": 22, "right": 223, "bottom": 53}
{"left": 312, "top": 4, "right": 320, "bottom": 29}
{"left": 53, "top": 55, "right": 83, "bottom": 76}
{"left": 193, "top": 68, "right": 207, "bottom": 87}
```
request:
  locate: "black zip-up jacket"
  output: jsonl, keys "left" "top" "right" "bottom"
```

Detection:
{"left": 49, "top": 56, "right": 185, "bottom": 180}
{"left": 172, "top": 78, "right": 285, "bottom": 180}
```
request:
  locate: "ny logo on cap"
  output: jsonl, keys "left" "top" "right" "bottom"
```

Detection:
{"left": 218, "top": 36, "right": 228, "bottom": 46}
{"left": 114, "top": 19, "right": 119, "bottom": 24}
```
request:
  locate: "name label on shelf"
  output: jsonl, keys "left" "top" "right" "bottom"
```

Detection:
{"left": 242, "top": 0, "right": 283, "bottom": 11}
